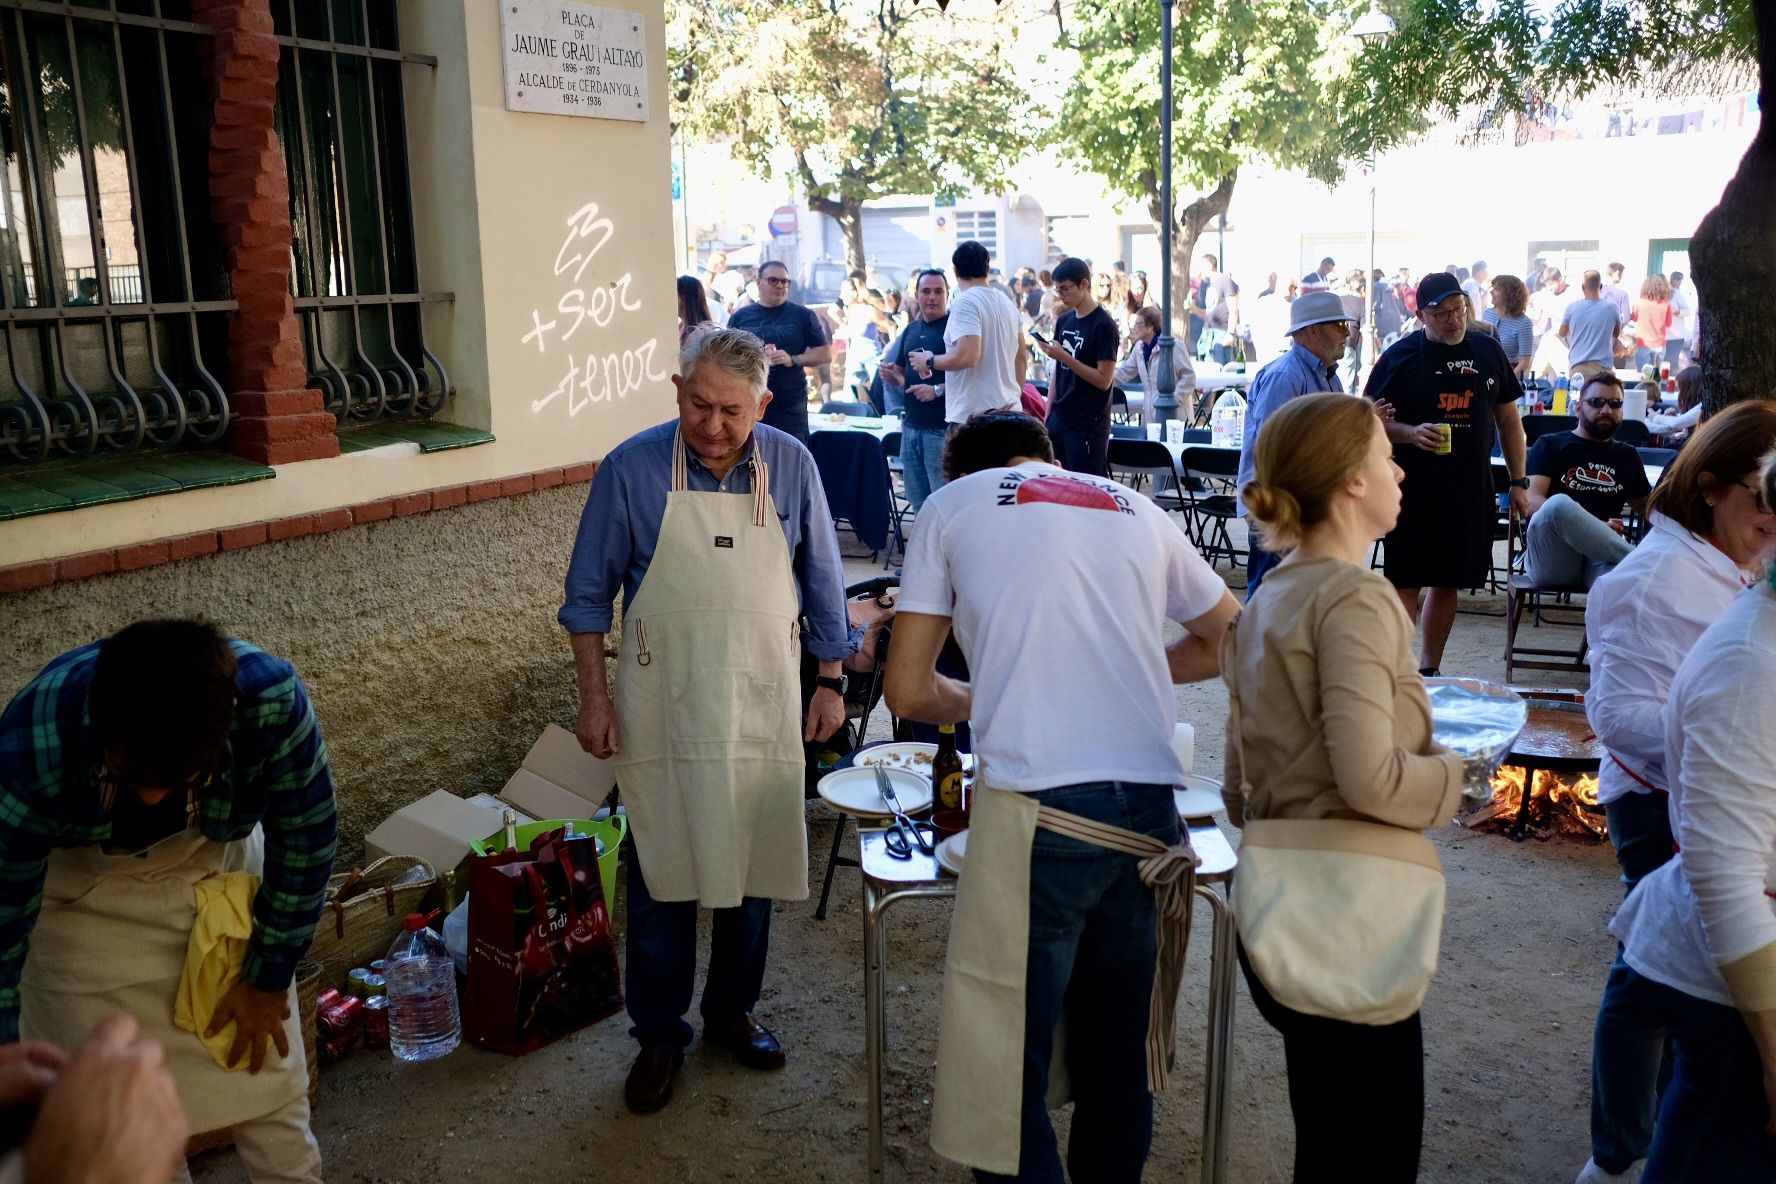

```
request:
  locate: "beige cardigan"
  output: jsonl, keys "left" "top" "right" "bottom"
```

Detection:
{"left": 1221, "top": 557, "right": 1463, "bottom": 836}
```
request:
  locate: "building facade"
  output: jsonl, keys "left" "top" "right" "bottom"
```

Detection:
{"left": 0, "top": 0, "right": 673, "bottom": 851}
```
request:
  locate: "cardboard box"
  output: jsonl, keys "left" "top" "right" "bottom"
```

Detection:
{"left": 364, "top": 789, "right": 508, "bottom": 874}
{"left": 497, "top": 725, "right": 617, "bottom": 822}
{"left": 362, "top": 727, "right": 614, "bottom": 875}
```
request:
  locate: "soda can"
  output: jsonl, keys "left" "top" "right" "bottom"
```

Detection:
{"left": 316, "top": 987, "right": 342, "bottom": 1014}
{"left": 347, "top": 967, "right": 372, "bottom": 992}
{"left": 368, "top": 959, "right": 388, "bottom": 975}
{"left": 319, "top": 1024, "right": 360, "bottom": 1064}
{"left": 361, "top": 995, "right": 390, "bottom": 1049}
{"left": 1433, "top": 423, "right": 1453, "bottom": 455}
{"left": 319, "top": 993, "right": 364, "bottom": 1036}
{"left": 362, "top": 974, "right": 387, "bottom": 999}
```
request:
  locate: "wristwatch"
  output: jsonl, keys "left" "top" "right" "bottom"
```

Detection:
{"left": 1509, "top": 477, "right": 1530, "bottom": 489}
{"left": 815, "top": 674, "right": 848, "bottom": 695}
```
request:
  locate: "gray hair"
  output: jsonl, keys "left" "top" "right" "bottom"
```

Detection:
{"left": 679, "top": 326, "right": 770, "bottom": 393}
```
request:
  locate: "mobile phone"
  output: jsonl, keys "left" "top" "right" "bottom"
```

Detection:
{"left": 1029, "top": 331, "right": 1049, "bottom": 345}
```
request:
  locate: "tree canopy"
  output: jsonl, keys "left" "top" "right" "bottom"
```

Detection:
{"left": 668, "top": 0, "right": 1035, "bottom": 274}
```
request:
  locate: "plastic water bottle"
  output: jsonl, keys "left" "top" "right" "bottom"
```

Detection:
{"left": 385, "top": 913, "right": 461, "bottom": 1062}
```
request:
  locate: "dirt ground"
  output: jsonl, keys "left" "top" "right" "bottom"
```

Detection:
{"left": 193, "top": 539, "right": 1616, "bottom": 1184}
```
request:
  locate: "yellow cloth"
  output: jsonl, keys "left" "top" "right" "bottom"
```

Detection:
{"left": 173, "top": 871, "right": 261, "bottom": 1070}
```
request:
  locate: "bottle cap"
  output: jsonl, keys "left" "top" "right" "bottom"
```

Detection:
{"left": 938, "top": 724, "right": 955, "bottom": 734}
{"left": 404, "top": 913, "right": 428, "bottom": 931}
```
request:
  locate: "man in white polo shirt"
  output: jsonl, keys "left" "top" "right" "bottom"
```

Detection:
{"left": 909, "top": 240, "right": 1024, "bottom": 427}
{"left": 885, "top": 410, "right": 1239, "bottom": 1182}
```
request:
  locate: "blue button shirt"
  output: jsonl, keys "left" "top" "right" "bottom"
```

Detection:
{"left": 1237, "top": 342, "right": 1344, "bottom": 509}
{"left": 559, "top": 420, "right": 852, "bottom": 661}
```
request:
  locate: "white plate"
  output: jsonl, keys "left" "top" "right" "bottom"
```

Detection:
{"left": 852, "top": 742, "right": 939, "bottom": 776}
{"left": 818, "top": 766, "right": 933, "bottom": 817}
{"left": 935, "top": 830, "right": 968, "bottom": 876}
{"left": 1174, "top": 774, "right": 1225, "bottom": 819}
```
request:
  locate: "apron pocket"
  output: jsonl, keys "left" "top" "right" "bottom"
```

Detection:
{"left": 672, "top": 671, "right": 780, "bottom": 744}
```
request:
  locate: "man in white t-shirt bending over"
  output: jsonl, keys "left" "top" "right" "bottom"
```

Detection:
{"left": 909, "top": 240, "right": 1025, "bottom": 426}
{"left": 884, "top": 411, "right": 1239, "bottom": 1182}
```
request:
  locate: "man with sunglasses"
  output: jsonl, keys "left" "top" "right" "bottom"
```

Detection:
{"left": 726, "top": 260, "right": 832, "bottom": 443}
{"left": 1523, "top": 372, "right": 1651, "bottom": 588}
{"left": 0, "top": 618, "right": 334, "bottom": 1180}
{"left": 1368, "top": 271, "right": 1530, "bottom": 676}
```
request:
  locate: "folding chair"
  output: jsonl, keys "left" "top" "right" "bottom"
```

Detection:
{"left": 1504, "top": 510, "right": 1590, "bottom": 681}
{"left": 880, "top": 431, "right": 909, "bottom": 569}
{"left": 1107, "top": 437, "right": 1188, "bottom": 514}
{"left": 1111, "top": 386, "right": 1136, "bottom": 426}
{"left": 1179, "top": 445, "right": 1244, "bottom": 568}
{"left": 1521, "top": 414, "right": 1577, "bottom": 445}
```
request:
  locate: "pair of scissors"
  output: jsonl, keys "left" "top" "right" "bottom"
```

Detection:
{"left": 877, "top": 766, "right": 934, "bottom": 859}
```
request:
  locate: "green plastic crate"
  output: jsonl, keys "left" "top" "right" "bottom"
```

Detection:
{"left": 471, "top": 815, "right": 627, "bottom": 911}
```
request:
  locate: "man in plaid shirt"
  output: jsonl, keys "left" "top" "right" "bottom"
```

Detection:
{"left": 0, "top": 618, "right": 336, "bottom": 1180}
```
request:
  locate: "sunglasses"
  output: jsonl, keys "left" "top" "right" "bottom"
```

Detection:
{"left": 1739, "top": 480, "right": 1771, "bottom": 513}
{"left": 1583, "top": 397, "right": 1624, "bottom": 410}
{"left": 761, "top": 277, "right": 791, "bottom": 287}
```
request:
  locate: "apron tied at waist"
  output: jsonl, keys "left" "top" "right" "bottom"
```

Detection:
{"left": 1033, "top": 805, "right": 1200, "bottom": 1091}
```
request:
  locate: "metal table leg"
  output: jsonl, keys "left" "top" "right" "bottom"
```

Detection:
{"left": 1196, "top": 881, "right": 1236, "bottom": 1184}
{"left": 864, "top": 879, "right": 885, "bottom": 1181}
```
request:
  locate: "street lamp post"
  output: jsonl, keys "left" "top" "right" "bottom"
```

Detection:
{"left": 1353, "top": 4, "right": 1397, "bottom": 381}
{"left": 1153, "top": 0, "right": 1179, "bottom": 426}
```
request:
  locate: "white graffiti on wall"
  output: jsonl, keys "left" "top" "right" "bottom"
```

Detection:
{"left": 527, "top": 202, "right": 668, "bottom": 416}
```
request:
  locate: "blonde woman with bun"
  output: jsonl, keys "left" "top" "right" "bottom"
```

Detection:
{"left": 1222, "top": 391, "right": 1465, "bottom": 1183}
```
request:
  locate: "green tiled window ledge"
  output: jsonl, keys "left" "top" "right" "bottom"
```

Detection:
{"left": 336, "top": 422, "right": 495, "bottom": 455}
{"left": 0, "top": 452, "right": 275, "bottom": 521}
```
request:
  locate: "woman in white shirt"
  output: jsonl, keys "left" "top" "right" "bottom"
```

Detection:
{"left": 1605, "top": 453, "right": 1776, "bottom": 1183}
{"left": 1579, "top": 401, "right": 1776, "bottom": 1183}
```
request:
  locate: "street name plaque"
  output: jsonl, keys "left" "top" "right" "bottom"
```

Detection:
{"left": 501, "top": 1, "right": 649, "bottom": 122}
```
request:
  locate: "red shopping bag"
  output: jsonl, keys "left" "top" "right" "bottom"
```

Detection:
{"left": 463, "top": 828, "right": 623, "bottom": 1054}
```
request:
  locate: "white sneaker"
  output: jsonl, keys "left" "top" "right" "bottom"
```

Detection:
{"left": 1575, "top": 1157, "right": 1645, "bottom": 1184}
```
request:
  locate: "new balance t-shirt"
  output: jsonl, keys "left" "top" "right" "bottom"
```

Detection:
{"left": 1528, "top": 432, "right": 1651, "bottom": 521}
{"left": 1048, "top": 305, "right": 1121, "bottom": 427}
{"left": 897, "top": 462, "right": 1226, "bottom": 792}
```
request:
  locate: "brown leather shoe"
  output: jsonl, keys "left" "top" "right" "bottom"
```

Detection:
{"left": 624, "top": 1046, "right": 684, "bottom": 1114}
{"left": 703, "top": 1013, "right": 786, "bottom": 1070}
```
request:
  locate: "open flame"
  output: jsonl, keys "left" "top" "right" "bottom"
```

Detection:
{"left": 1461, "top": 764, "right": 1607, "bottom": 839}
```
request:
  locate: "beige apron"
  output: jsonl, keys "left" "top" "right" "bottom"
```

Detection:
{"left": 930, "top": 786, "right": 1198, "bottom": 1175}
{"left": 613, "top": 431, "right": 809, "bottom": 907}
{"left": 20, "top": 827, "right": 306, "bottom": 1135}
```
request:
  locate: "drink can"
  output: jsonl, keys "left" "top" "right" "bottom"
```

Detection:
{"left": 320, "top": 993, "right": 364, "bottom": 1036}
{"left": 347, "top": 967, "right": 372, "bottom": 992}
{"left": 316, "top": 987, "right": 342, "bottom": 1014}
{"left": 362, "top": 974, "right": 387, "bottom": 999}
{"left": 368, "top": 959, "right": 387, "bottom": 975}
{"left": 361, "top": 995, "right": 390, "bottom": 1049}
{"left": 319, "top": 1024, "right": 360, "bottom": 1064}
{"left": 1434, "top": 423, "right": 1453, "bottom": 455}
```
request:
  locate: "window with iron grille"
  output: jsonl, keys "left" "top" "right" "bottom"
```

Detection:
{"left": 0, "top": 0, "right": 448, "bottom": 470}
{"left": 955, "top": 208, "right": 997, "bottom": 261}
{"left": 272, "top": 0, "right": 449, "bottom": 424}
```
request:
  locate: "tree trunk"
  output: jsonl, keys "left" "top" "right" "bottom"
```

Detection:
{"left": 805, "top": 192, "right": 867, "bottom": 276}
{"left": 1146, "top": 172, "right": 1238, "bottom": 337}
{"left": 1692, "top": 0, "right": 1774, "bottom": 416}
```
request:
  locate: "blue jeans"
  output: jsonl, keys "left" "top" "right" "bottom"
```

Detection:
{"left": 974, "top": 781, "right": 1179, "bottom": 1184}
{"left": 1628, "top": 968, "right": 1776, "bottom": 1183}
{"left": 900, "top": 424, "right": 949, "bottom": 514}
{"left": 624, "top": 842, "right": 773, "bottom": 1049}
{"left": 1246, "top": 537, "right": 1282, "bottom": 596}
{"left": 1590, "top": 792, "right": 1677, "bottom": 1172}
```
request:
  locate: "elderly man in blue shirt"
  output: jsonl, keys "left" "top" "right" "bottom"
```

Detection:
{"left": 560, "top": 328, "right": 850, "bottom": 1115}
{"left": 1237, "top": 290, "right": 1357, "bottom": 595}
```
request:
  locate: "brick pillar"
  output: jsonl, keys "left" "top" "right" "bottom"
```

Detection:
{"left": 195, "top": 0, "right": 338, "bottom": 465}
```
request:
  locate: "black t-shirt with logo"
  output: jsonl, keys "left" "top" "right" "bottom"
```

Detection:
{"left": 887, "top": 314, "right": 950, "bottom": 431}
{"left": 1365, "top": 328, "right": 1525, "bottom": 587}
{"left": 1528, "top": 432, "right": 1651, "bottom": 521}
{"left": 1048, "top": 305, "right": 1121, "bottom": 427}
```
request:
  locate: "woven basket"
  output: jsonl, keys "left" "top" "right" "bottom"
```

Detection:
{"left": 184, "top": 959, "right": 325, "bottom": 1159}
{"left": 303, "top": 855, "right": 439, "bottom": 992}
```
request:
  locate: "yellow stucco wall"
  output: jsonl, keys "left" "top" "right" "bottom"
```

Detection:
{"left": 0, "top": 0, "right": 677, "bottom": 567}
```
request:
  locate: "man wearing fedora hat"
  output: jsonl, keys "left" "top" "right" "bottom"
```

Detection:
{"left": 1237, "top": 289, "right": 1358, "bottom": 594}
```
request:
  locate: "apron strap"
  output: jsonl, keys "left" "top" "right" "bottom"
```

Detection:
{"left": 1033, "top": 804, "right": 1199, "bottom": 1093}
{"left": 671, "top": 429, "right": 773, "bottom": 529}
